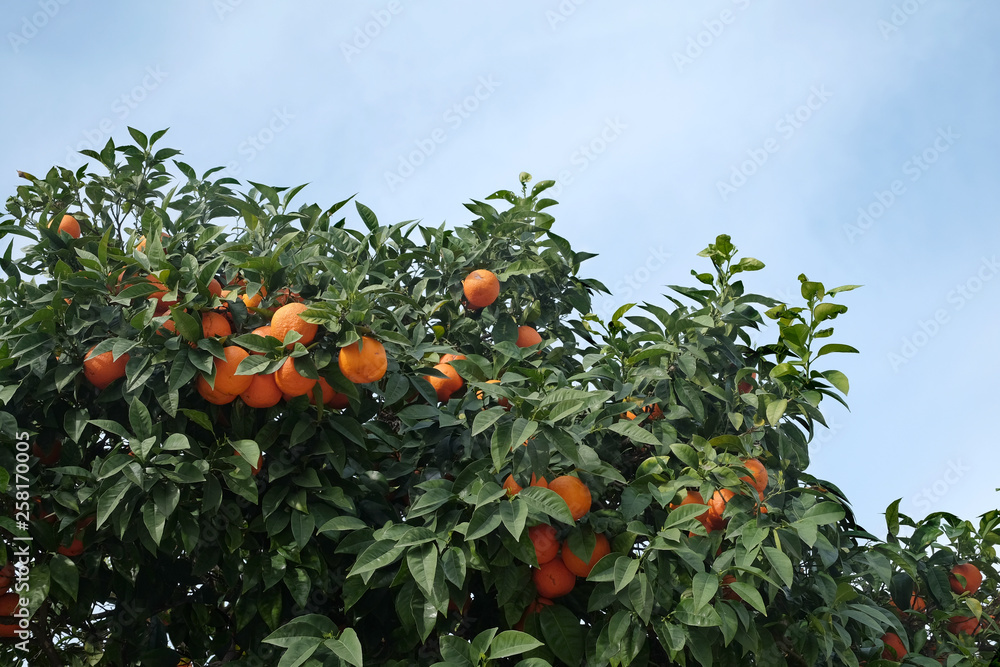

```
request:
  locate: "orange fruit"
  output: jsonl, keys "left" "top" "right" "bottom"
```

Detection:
{"left": 720, "top": 574, "right": 741, "bottom": 601}
{"left": 502, "top": 473, "right": 547, "bottom": 497}
{"left": 338, "top": 336, "right": 388, "bottom": 384}
{"left": 949, "top": 563, "right": 982, "bottom": 594}
{"left": 274, "top": 357, "right": 317, "bottom": 397}
{"left": 440, "top": 353, "right": 466, "bottom": 363}
{"left": 737, "top": 372, "right": 757, "bottom": 395}
{"left": 529, "top": 524, "right": 560, "bottom": 565}
{"left": 233, "top": 450, "right": 264, "bottom": 476}
{"left": 57, "top": 520, "right": 88, "bottom": 557}
{"left": 201, "top": 311, "right": 232, "bottom": 338}
{"left": 274, "top": 287, "right": 302, "bottom": 306}
{"left": 476, "top": 379, "right": 510, "bottom": 409}
{"left": 32, "top": 439, "right": 62, "bottom": 466}
{"left": 240, "top": 373, "right": 282, "bottom": 408}
{"left": 948, "top": 615, "right": 981, "bottom": 635}
{"left": 516, "top": 325, "right": 542, "bottom": 348}
{"left": 909, "top": 593, "right": 926, "bottom": 612}
{"left": 881, "top": 632, "right": 906, "bottom": 660}
{"left": 147, "top": 274, "right": 178, "bottom": 313}
{"left": 84, "top": 346, "right": 130, "bottom": 390}
{"left": 708, "top": 489, "right": 736, "bottom": 527}
{"left": 157, "top": 317, "right": 177, "bottom": 336}
{"left": 425, "top": 363, "right": 463, "bottom": 401}
{"left": 208, "top": 278, "right": 223, "bottom": 296}
{"left": 248, "top": 325, "right": 274, "bottom": 355}
{"left": 242, "top": 289, "right": 265, "bottom": 309}
{"left": 0, "top": 564, "right": 14, "bottom": 594}
{"left": 56, "top": 214, "right": 81, "bottom": 238}
{"left": 463, "top": 269, "right": 500, "bottom": 308}
{"left": 561, "top": 532, "right": 610, "bottom": 577}
{"left": 533, "top": 559, "right": 576, "bottom": 598}
{"left": 548, "top": 475, "right": 592, "bottom": 521}
{"left": 136, "top": 232, "right": 169, "bottom": 253}
{"left": 311, "top": 376, "right": 348, "bottom": 407}
{"left": 676, "top": 490, "right": 717, "bottom": 532}
{"left": 740, "top": 459, "right": 768, "bottom": 493}
{"left": 209, "top": 346, "right": 252, "bottom": 395}
{"left": 196, "top": 376, "right": 237, "bottom": 405}
{"left": 271, "top": 302, "right": 318, "bottom": 348}
{"left": 0, "top": 592, "right": 20, "bottom": 616}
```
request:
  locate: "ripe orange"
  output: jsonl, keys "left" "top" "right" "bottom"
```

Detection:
{"left": 908, "top": 593, "right": 926, "bottom": 612}
{"left": 502, "top": 473, "right": 548, "bottom": 497}
{"left": 948, "top": 615, "right": 981, "bottom": 635}
{"left": 56, "top": 214, "right": 81, "bottom": 238}
{"left": 240, "top": 373, "right": 282, "bottom": 408}
{"left": 737, "top": 372, "right": 757, "bottom": 395}
{"left": 949, "top": 563, "right": 982, "bottom": 595}
{"left": 740, "top": 459, "right": 768, "bottom": 493}
{"left": 463, "top": 269, "right": 500, "bottom": 308}
{"left": 147, "top": 274, "right": 178, "bottom": 313}
{"left": 271, "top": 302, "right": 318, "bottom": 348}
{"left": 708, "top": 489, "right": 736, "bottom": 527}
{"left": 157, "top": 317, "right": 177, "bottom": 336}
{"left": 338, "top": 336, "right": 388, "bottom": 384}
{"left": 528, "top": 524, "right": 560, "bottom": 565}
{"left": 561, "top": 532, "right": 610, "bottom": 577}
{"left": 33, "top": 439, "right": 62, "bottom": 466}
{"left": 425, "top": 363, "right": 463, "bottom": 401}
{"left": 248, "top": 325, "right": 274, "bottom": 355}
{"left": 57, "top": 519, "right": 89, "bottom": 557}
{"left": 196, "top": 376, "right": 237, "bottom": 405}
{"left": 84, "top": 346, "right": 130, "bottom": 390}
{"left": 0, "top": 592, "right": 20, "bottom": 616}
{"left": 311, "top": 376, "right": 348, "bottom": 407}
{"left": 548, "top": 475, "right": 592, "bottom": 521}
{"left": 625, "top": 403, "right": 664, "bottom": 421}
{"left": 211, "top": 346, "right": 253, "bottom": 395}
{"left": 720, "top": 575, "right": 741, "bottom": 601}
{"left": 136, "top": 232, "right": 169, "bottom": 253}
{"left": 0, "top": 564, "right": 15, "bottom": 594}
{"left": 440, "top": 353, "right": 466, "bottom": 363}
{"left": 274, "top": 287, "right": 302, "bottom": 306}
{"left": 242, "top": 288, "right": 265, "bottom": 309}
{"left": 274, "top": 357, "right": 317, "bottom": 397}
{"left": 201, "top": 311, "right": 232, "bottom": 338}
{"left": 676, "top": 490, "right": 718, "bottom": 532}
{"left": 533, "top": 559, "right": 576, "bottom": 598}
{"left": 881, "top": 632, "right": 906, "bottom": 660}
{"left": 516, "top": 325, "right": 542, "bottom": 348}
{"left": 476, "top": 379, "right": 510, "bottom": 409}
{"left": 208, "top": 278, "right": 223, "bottom": 296}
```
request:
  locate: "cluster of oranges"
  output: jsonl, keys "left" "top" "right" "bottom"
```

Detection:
{"left": 880, "top": 562, "right": 987, "bottom": 661}
{"left": 674, "top": 458, "right": 769, "bottom": 535}
{"left": 501, "top": 471, "right": 607, "bottom": 628}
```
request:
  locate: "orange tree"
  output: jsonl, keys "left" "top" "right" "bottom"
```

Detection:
{"left": 0, "top": 129, "right": 998, "bottom": 666}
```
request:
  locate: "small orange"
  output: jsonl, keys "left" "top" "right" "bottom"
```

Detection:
{"left": 950, "top": 563, "right": 983, "bottom": 595}
{"left": 439, "top": 353, "right": 466, "bottom": 363}
{"left": 240, "top": 373, "right": 282, "bottom": 408}
{"left": 676, "top": 490, "right": 716, "bottom": 533}
{"left": 909, "top": 593, "right": 926, "bottom": 612}
{"left": 157, "top": 317, "right": 177, "bottom": 336}
{"left": 211, "top": 346, "right": 253, "bottom": 395}
{"left": 881, "top": 632, "right": 906, "bottom": 660}
{"left": 502, "top": 473, "right": 548, "bottom": 497}
{"left": 208, "top": 278, "right": 223, "bottom": 296}
{"left": 533, "top": 559, "right": 576, "bottom": 598}
{"left": 561, "top": 532, "right": 610, "bottom": 577}
{"left": 740, "top": 459, "right": 768, "bottom": 493}
{"left": 707, "top": 489, "right": 736, "bottom": 527}
{"left": 338, "top": 336, "right": 388, "bottom": 384}
{"left": 548, "top": 475, "right": 592, "bottom": 521}
{"left": 528, "top": 524, "right": 560, "bottom": 565}
{"left": 271, "top": 302, "right": 318, "bottom": 348}
{"left": 84, "top": 346, "right": 130, "bottom": 390}
{"left": 516, "top": 326, "right": 542, "bottom": 348}
{"left": 425, "top": 363, "right": 463, "bottom": 402}
{"left": 463, "top": 269, "right": 500, "bottom": 308}
{"left": 242, "top": 288, "right": 265, "bottom": 309}
{"left": 196, "top": 375, "right": 237, "bottom": 405}
{"left": 136, "top": 232, "right": 169, "bottom": 253}
{"left": 56, "top": 214, "right": 81, "bottom": 238}
{"left": 274, "top": 357, "right": 317, "bottom": 397}
{"left": 476, "top": 379, "right": 510, "bottom": 409}
{"left": 201, "top": 311, "right": 233, "bottom": 338}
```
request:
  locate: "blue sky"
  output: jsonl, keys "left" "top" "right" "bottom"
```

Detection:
{"left": 3, "top": 0, "right": 998, "bottom": 532}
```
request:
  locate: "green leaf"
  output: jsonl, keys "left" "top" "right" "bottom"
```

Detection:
{"left": 324, "top": 628, "right": 364, "bottom": 667}
{"left": 349, "top": 540, "right": 402, "bottom": 579}
{"left": 885, "top": 498, "right": 901, "bottom": 537}
{"left": 822, "top": 370, "right": 850, "bottom": 394}
{"left": 816, "top": 343, "right": 859, "bottom": 358}
{"left": 614, "top": 556, "right": 639, "bottom": 593}
{"left": 499, "top": 497, "right": 528, "bottom": 540}
{"left": 692, "top": 572, "right": 718, "bottom": 612}
{"left": 728, "top": 582, "right": 766, "bottom": 614}
{"left": 473, "top": 407, "right": 506, "bottom": 437}
{"left": 466, "top": 504, "right": 502, "bottom": 541}
{"left": 518, "top": 487, "right": 575, "bottom": 525}
{"left": 49, "top": 554, "right": 79, "bottom": 601}
{"left": 539, "top": 605, "right": 585, "bottom": 666}
{"left": 609, "top": 420, "right": 662, "bottom": 447}
{"left": 763, "top": 547, "right": 794, "bottom": 588}
{"left": 128, "top": 397, "right": 152, "bottom": 440}
{"left": 489, "top": 631, "right": 544, "bottom": 659}
{"left": 766, "top": 399, "right": 787, "bottom": 426}
{"left": 798, "top": 502, "right": 846, "bottom": 527}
